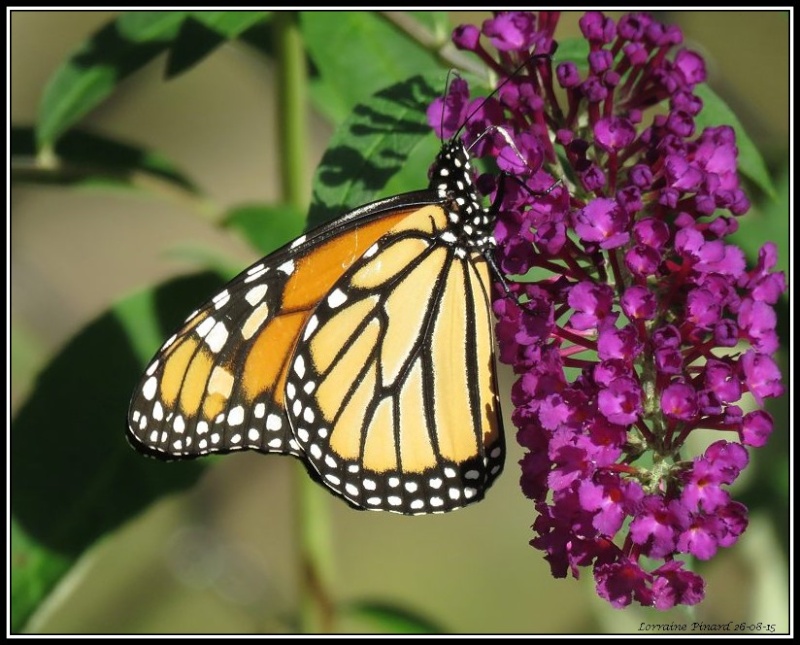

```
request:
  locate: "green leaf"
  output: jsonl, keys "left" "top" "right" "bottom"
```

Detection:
{"left": 693, "top": 84, "right": 777, "bottom": 200}
{"left": 189, "top": 10, "right": 271, "bottom": 37}
{"left": 10, "top": 519, "right": 72, "bottom": 634}
{"left": 36, "top": 12, "right": 189, "bottom": 148}
{"left": 11, "top": 273, "right": 221, "bottom": 630}
{"left": 301, "top": 11, "right": 443, "bottom": 124}
{"left": 12, "top": 125, "right": 200, "bottom": 195}
{"left": 339, "top": 601, "right": 444, "bottom": 634}
{"left": 306, "top": 73, "right": 440, "bottom": 230}
{"left": 223, "top": 202, "right": 306, "bottom": 255}
{"left": 165, "top": 11, "right": 271, "bottom": 78}
{"left": 553, "top": 36, "right": 590, "bottom": 71}
{"left": 729, "top": 166, "right": 789, "bottom": 275}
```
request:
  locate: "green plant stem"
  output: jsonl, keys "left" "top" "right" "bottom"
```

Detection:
{"left": 272, "top": 11, "right": 335, "bottom": 634}
{"left": 274, "top": 11, "right": 309, "bottom": 212}
{"left": 379, "top": 11, "right": 487, "bottom": 78}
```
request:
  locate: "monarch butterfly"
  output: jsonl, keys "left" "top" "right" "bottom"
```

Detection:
{"left": 127, "top": 100, "right": 514, "bottom": 515}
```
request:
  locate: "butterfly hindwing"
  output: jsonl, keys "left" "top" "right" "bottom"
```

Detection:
{"left": 284, "top": 204, "right": 505, "bottom": 514}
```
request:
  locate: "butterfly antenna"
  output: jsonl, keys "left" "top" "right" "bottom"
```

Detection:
{"left": 439, "top": 68, "right": 458, "bottom": 144}
{"left": 452, "top": 50, "right": 552, "bottom": 143}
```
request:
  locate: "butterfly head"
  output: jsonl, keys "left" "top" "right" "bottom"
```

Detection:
{"left": 429, "top": 139, "right": 496, "bottom": 252}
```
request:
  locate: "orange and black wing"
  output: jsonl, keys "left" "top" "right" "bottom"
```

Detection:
{"left": 283, "top": 203, "right": 504, "bottom": 514}
{"left": 127, "top": 193, "right": 430, "bottom": 462}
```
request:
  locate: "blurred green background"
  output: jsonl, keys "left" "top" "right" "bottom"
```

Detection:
{"left": 10, "top": 10, "right": 789, "bottom": 634}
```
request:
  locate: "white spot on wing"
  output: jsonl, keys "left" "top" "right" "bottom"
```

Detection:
{"left": 244, "top": 267, "right": 269, "bottom": 283}
{"left": 294, "top": 355, "right": 305, "bottom": 378}
{"left": 278, "top": 260, "right": 295, "bottom": 275}
{"left": 195, "top": 316, "right": 215, "bottom": 338}
{"left": 327, "top": 288, "right": 347, "bottom": 308}
{"left": 245, "top": 284, "right": 268, "bottom": 306}
{"left": 205, "top": 321, "right": 229, "bottom": 353}
{"left": 303, "top": 316, "right": 319, "bottom": 340}
{"left": 266, "top": 414, "right": 283, "bottom": 431}
{"left": 142, "top": 376, "right": 157, "bottom": 401}
{"left": 212, "top": 289, "right": 230, "bottom": 309}
{"left": 227, "top": 406, "right": 245, "bottom": 426}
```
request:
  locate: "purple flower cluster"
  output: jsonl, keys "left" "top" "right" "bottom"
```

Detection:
{"left": 428, "top": 11, "right": 785, "bottom": 610}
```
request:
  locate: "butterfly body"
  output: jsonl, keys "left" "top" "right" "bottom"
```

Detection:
{"left": 128, "top": 140, "right": 505, "bottom": 514}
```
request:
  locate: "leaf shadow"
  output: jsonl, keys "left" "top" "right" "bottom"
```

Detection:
{"left": 307, "top": 74, "right": 439, "bottom": 228}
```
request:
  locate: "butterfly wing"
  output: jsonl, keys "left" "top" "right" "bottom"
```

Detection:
{"left": 284, "top": 203, "right": 505, "bottom": 514}
{"left": 127, "top": 193, "right": 434, "bottom": 461}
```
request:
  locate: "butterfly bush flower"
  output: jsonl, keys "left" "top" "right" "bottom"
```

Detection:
{"left": 428, "top": 11, "right": 785, "bottom": 610}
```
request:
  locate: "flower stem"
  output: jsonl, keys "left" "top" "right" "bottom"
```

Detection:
{"left": 272, "top": 11, "right": 335, "bottom": 633}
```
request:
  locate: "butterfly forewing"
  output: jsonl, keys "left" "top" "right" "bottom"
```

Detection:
{"left": 127, "top": 202, "right": 419, "bottom": 462}
{"left": 283, "top": 204, "right": 505, "bottom": 514}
